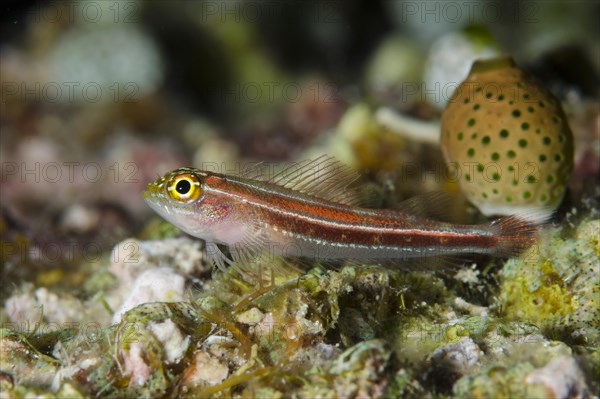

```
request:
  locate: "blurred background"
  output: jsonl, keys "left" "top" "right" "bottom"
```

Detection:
{"left": 1, "top": 0, "right": 599, "bottom": 299}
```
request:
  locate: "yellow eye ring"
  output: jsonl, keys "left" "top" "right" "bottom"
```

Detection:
{"left": 167, "top": 173, "right": 202, "bottom": 202}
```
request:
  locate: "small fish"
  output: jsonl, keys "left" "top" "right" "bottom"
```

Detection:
{"left": 143, "top": 156, "right": 539, "bottom": 271}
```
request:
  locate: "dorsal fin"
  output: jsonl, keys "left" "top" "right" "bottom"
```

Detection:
{"left": 239, "top": 161, "right": 268, "bottom": 180}
{"left": 268, "top": 155, "right": 363, "bottom": 206}
{"left": 393, "top": 191, "right": 469, "bottom": 223}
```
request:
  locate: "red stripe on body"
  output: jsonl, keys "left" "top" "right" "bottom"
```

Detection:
{"left": 203, "top": 174, "right": 498, "bottom": 251}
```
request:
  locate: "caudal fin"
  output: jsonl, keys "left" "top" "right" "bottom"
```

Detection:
{"left": 489, "top": 211, "right": 550, "bottom": 257}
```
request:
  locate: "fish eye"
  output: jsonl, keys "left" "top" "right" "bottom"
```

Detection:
{"left": 176, "top": 179, "right": 191, "bottom": 194}
{"left": 167, "top": 172, "right": 202, "bottom": 202}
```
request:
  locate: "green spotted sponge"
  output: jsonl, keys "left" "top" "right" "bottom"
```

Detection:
{"left": 441, "top": 56, "right": 574, "bottom": 218}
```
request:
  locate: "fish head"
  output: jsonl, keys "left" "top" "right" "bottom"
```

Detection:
{"left": 143, "top": 168, "right": 216, "bottom": 238}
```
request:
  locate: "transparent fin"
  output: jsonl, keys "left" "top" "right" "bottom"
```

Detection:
{"left": 488, "top": 214, "right": 541, "bottom": 258}
{"left": 239, "top": 161, "right": 269, "bottom": 180}
{"left": 393, "top": 191, "right": 469, "bottom": 223}
{"left": 268, "top": 155, "right": 364, "bottom": 206}
{"left": 205, "top": 241, "right": 259, "bottom": 282}
{"left": 205, "top": 241, "right": 233, "bottom": 273}
{"left": 208, "top": 217, "right": 304, "bottom": 284}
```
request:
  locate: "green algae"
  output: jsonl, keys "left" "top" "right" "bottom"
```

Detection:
{"left": 3, "top": 216, "right": 599, "bottom": 397}
{"left": 499, "top": 218, "right": 600, "bottom": 345}
{"left": 500, "top": 258, "right": 577, "bottom": 325}
{"left": 0, "top": 329, "right": 60, "bottom": 389}
{"left": 137, "top": 218, "right": 183, "bottom": 241}
{"left": 453, "top": 363, "right": 546, "bottom": 399}
{"left": 453, "top": 339, "right": 584, "bottom": 399}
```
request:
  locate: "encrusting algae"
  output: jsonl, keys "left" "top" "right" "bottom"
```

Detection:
{"left": 2, "top": 210, "right": 599, "bottom": 397}
{"left": 3, "top": 143, "right": 595, "bottom": 397}
{"left": 499, "top": 218, "right": 600, "bottom": 345}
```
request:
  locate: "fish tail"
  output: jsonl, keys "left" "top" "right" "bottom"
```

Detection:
{"left": 488, "top": 213, "right": 546, "bottom": 257}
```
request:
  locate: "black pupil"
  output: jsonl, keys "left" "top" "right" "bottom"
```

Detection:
{"left": 176, "top": 179, "right": 192, "bottom": 194}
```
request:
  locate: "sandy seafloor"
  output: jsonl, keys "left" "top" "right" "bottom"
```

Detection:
{"left": 1, "top": 2, "right": 599, "bottom": 398}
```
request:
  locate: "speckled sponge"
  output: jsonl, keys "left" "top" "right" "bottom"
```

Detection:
{"left": 441, "top": 56, "right": 574, "bottom": 218}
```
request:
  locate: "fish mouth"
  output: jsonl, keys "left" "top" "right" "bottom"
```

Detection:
{"left": 142, "top": 182, "right": 162, "bottom": 202}
{"left": 142, "top": 187, "right": 169, "bottom": 217}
